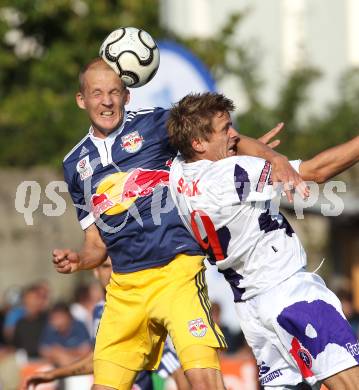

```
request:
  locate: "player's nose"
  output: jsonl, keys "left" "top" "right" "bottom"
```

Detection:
{"left": 102, "top": 93, "right": 114, "bottom": 106}
{"left": 228, "top": 127, "right": 238, "bottom": 138}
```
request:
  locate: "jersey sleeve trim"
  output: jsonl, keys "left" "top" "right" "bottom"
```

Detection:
{"left": 290, "top": 159, "right": 302, "bottom": 173}
{"left": 63, "top": 133, "right": 90, "bottom": 162}
{"left": 80, "top": 213, "right": 96, "bottom": 230}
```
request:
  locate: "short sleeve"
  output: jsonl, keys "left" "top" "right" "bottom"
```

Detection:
{"left": 218, "top": 156, "right": 279, "bottom": 204}
{"left": 290, "top": 159, "right": 302, "bottom": 173}
{"left": 152, "top": 108, "right": 177, "bottom": 154}
{"left": 63, "top": 161, "right": 95, "bottom": 230}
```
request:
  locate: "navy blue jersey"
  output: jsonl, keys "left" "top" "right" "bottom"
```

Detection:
{"left": 63, "top": 108, "right": 203, "bottom": 273}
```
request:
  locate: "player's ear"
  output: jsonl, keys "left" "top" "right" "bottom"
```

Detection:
{"left": 76, "top": 92, "right": 86, "bottom": 110}
{"left": 192, "top": 138, "right": 206, "bottom": 154}
{"left": 124, "top": 88, "right": 130, "bottom": 105}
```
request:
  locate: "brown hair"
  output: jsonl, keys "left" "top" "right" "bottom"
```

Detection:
{"left": 167, "top": 92, "right": 235, "bottom": 160}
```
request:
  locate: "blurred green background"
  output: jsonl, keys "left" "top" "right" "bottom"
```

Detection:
{"left": 1, "top": 0, "right": 359, "bottom": 169}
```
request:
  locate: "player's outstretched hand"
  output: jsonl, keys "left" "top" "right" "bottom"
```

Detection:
{"left": 271, "top": 155, "right": 310, "bottom": 203}
{"left": 257, "top": 122, "right": 284, "bottom": 149}
{"left": 21, "top": 371, "right": 55, "bottom": 390}
{"left": 52, "top": 248, "right": 80, "bottom": 274}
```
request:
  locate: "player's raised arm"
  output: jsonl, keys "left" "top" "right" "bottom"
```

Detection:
{"left": 299, "top": 135, "right": 359, "bottom": 183}
{"left": 236, "top": 129, "right": 309, "bottom": 201}
{"left": 52, "top": 224, "right": 107, "bottom": 274}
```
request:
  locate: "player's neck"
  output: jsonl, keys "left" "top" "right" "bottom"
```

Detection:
{"left": 91, "top": 126, "right": 119, "bottom": 139}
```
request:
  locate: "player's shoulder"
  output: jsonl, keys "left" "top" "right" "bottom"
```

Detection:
{"left": 215, "top": 156, "right": 266, "bottom": 176}
{"left": 216, "top": 155, "right": 264, "bottom": 167}
{"left": 63, "top": 132, "right": 92, "bottom": 166}
{"left": 125, "top": 106, "right": 168, "bottom": 125}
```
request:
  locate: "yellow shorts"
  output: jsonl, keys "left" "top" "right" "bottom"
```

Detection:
{"left": 94, "top": 254, "right": 226, "bottom": 381}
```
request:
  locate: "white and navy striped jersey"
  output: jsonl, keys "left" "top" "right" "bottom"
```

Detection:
{"left": 169, "top": 155, "right": 306, "bottom": 301}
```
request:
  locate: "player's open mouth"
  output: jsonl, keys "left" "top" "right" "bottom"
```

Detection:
{"left": 227, "top": 144, "right": 237, "bottom": 156}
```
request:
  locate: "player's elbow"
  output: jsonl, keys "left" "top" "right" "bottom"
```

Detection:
{"left": 312, "top": 170, "right": 328, "bottom": 184}
{"left": 304, "top": 171, "right": 328, "bottom": 184}
{"left": 300, "top": 162, "right": 329, "bottom": 184}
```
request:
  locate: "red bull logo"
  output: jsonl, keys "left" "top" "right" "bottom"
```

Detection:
{"left": 122, "top": 168, "right": 169, "bottom": 200}
{"left": 91, "top": 168, "right": 169, "bottom": 217}
{"left": 91, "top": 193, "right": 115, "bottom": 219}
{"left": 121, "top": 131, "right": 144, "bottom": 153}
{"left": 188, "top": 318, "right": 208, "bottom": 337}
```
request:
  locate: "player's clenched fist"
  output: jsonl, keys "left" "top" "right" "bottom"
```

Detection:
{"left": 52, "top": 248, "right": 80, "bottom": 274}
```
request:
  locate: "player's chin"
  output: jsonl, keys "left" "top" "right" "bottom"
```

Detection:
{"left": 95, "top": 118, "right": 121, "bottom": 134}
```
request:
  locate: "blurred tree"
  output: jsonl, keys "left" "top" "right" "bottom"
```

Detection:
{"left": 0, "top": 3, "right": 358, "bottom": 167}
{"left": 0, "top": 0, "right": 164, "bottom": 167}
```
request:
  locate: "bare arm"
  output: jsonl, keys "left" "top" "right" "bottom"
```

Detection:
{"left": 299, "top": 135, "right": 359, "bottom": 183}
{"left": 53, "top": 224, "right": 107, "bottom": 273}
{"left": 21, "top": 352, "right": 93, "bottom": 389}
{"left": 237, "top": 123, "right": 309, "bottom": 200}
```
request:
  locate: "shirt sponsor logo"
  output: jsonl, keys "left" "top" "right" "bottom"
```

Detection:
{"left": 76, "top": 155, "right": 93, "bottom": 181}
{"left": 188, "top": 318, "right": 207, "bottom": 337}
{"left": 177, "top": 177, "right": 201, "bottom": 197}
{"left": 91, "top": 193, "right": 114, "bottom": 219}
{"left": 260, "top": 369, "right": 283, "bottom": 385}
{"left": 121, "top": 131, "right": 144, "bottom": 153}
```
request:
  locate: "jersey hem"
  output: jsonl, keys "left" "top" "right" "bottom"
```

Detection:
{"left": 111, "top": 250, "right": 204, "bottom": 273}
{"left": 79, "top": 213, "right": 96, "bottom": 230}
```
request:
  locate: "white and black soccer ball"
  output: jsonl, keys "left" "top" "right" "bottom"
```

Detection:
{"left": 99, "top": 27, "right": 160, "bottom": 88}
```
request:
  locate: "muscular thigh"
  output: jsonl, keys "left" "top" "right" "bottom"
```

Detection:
{"left": 155, "top": 255, "right": 226, "bottom": 362}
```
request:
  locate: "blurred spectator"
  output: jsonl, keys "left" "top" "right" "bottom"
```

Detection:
{"left": 337, "top": 289, "right": 359, "bottom": 336}
{"left": 211, "top": 301, "right": 246, "bottom": 354}
{"left": 12, "top": 286, "right": 48, "bottom": 359}
{"left": 3, "top": 282, "right": 49, "bottom": 344}
{"left": 39, "top": 302, "right": 91, "bottom": 366}
{"left": 0, "top": 307, "right": 5, "bottom": 347}
{"left": 34, "top": 279, "right": 51, "bottom": 312}
{"left": 3, "top": 287, "right": 25, "bottom": 343}
{"left": 70, "top": 281, "right": 103, "bottom": 337}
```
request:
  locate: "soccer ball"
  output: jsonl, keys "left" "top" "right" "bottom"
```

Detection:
{"left": 99, "top": 27, "right": 160, "bottom": 88}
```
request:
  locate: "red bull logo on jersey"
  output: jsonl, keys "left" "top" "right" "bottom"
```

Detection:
{"left": 188, "top": 318, "right": 208, "bottom": 337}
{"left": 121, "top": 131, "right": 144, "bottom": 153}
{"left": 121, "top": 168, "right": 169, "bottom": 199}
{"left": 91, "top": 168, "right": 169, "bottom": 217}
{"left": 91, "top": 193, "right": 115, "bottom": 219}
